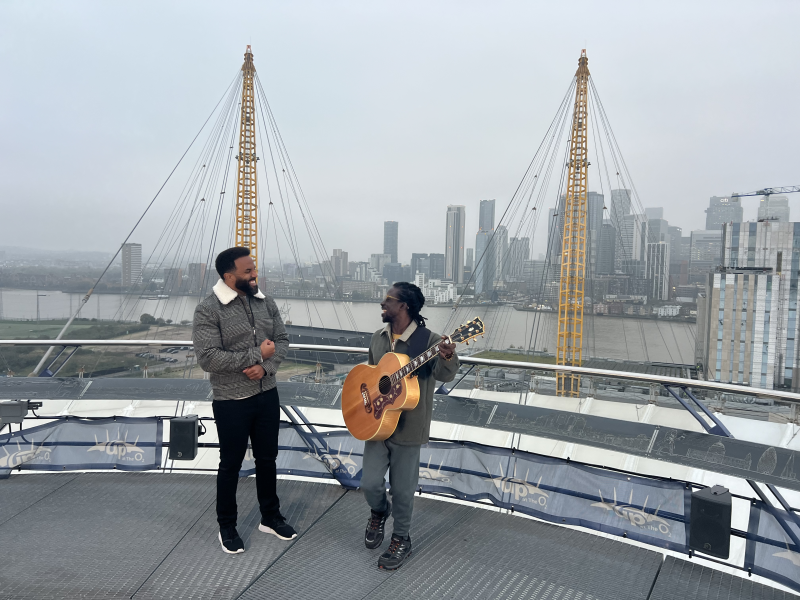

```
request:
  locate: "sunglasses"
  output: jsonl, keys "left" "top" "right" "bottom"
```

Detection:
{"left": 382, "top": 295, "right": 401, "bottom": 303}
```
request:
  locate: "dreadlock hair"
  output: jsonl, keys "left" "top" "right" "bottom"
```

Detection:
{"left": 392, "top": 281, "right": 427, "bottom": 328}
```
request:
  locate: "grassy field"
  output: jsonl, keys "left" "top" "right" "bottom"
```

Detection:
{"left": 0, "top": 319, "right": 149, "bottom": 340}
{"left": 471, "top": 350, "right": 558, "bottom": 365}
{"left": 151, "top": 360, "right": 314, "bottom": 380}
{"left": 0, "top": 319, "right": 151, "bottom": 376}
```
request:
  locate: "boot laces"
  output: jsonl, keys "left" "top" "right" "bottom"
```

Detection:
{"left": 368, "top": 512, "right": 383, "bottom": 530}
{"left": 388, "top": 536, "right": 403, "bottom": 554}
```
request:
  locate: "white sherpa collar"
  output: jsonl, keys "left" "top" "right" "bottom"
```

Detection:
{"left": 212, "top": 279, "right": 266, "bottom": 305}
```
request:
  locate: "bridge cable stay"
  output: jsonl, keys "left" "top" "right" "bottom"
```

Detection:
{"left": 495, "top": 103, "right": 576, "bottom": 356}
{"left": 112, "top": 76, "right": 244, "bottom": 331}
{"left": 459, "top": 52, "right": 688, "bottom": 398}
{"left": 443, "top": 77, "right": 577, "bottom": 357}
{"left": 29, "top": 73, "right": 242, "bottom": 376}
{"left": 35, "top": 48, "right": 358, "bottom": 378}
{"left": 253, "top": 72, "right": 357, "bottom": 332}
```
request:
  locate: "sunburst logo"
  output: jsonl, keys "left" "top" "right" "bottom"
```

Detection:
{"left": 773, "top": 540, "right": 800, "bottom": 568}
{"left": 0, "top": 440, "right": 51, "bottom": 469}
{"left": 419, "top": 455, "right": 451, "bottom": 483}
{"left": 490, "top": 463, "right": 549, "bottom": 507}
{"left": 591, "top": 487, "right": 671, "bottom": 536}
{"left": 87, "top": 429, "right": 145, "bottom": 462}
{"left": 302, "top": 441, "right": 358, "bottom": 476}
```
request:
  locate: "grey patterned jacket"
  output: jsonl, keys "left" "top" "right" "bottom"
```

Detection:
{"left": 193, "top": 279, "right": 289, "bottom": 400}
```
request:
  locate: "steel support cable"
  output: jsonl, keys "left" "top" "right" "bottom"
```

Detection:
{"left": 131, "top": 76, "right": 240, "bottom": 303}
{"left": 528, "top": 100, "right": 576, "bottom": 357}
{"left": 490, "top": 168, "right": 556, "bottom": 349}
{"left": 445, "top": 78, "right": 577, "bottom": 335}
{"left": 508, "top": 146, "right": 566, "bottom": 353}
{"left": 454, "top": 79, "right": 577, "bottom": 352}
{"left": 588, "top": 88, "right": 660, "bottom": 363}
{"left": 620, "top": 316, "right": 631, "bottom": 360}
{"left": 527, "top": 211, "right": 562, "bottom": 354}
{"left": 138, "top": 95, "right": 241, "bottom": 330}
{"left": 585, "top": 90, "right": 615, "bottom": 360}
{"left": 507, "top": 206, "right": 545, "bottom": 352}
{"left": 256, "top": 75, "right": 357, "bottom": 331}
{"left": 590, "top": 79, "right": 649, "bottom": 225}
{"left": 200, "top": 121, "right": 240, "bottom": 301}
{"left": 277, "top": 166, "right": 346, "bottom": 332}
{"left": 115, "top": 78, "right": 243, "bottom": 326}
{"left": 667, "top": 321, "right": 686, "bottom": 363}
{"left": 252, "top": 79, "right": 324, "bottom": 330}
{"left": 114, "top": 98, "right": 235, "bottom": 325}
{"left": 142, "top": 77, "right": 241, "bottom": 279}
{"left": 31, "top": 74, "right": 242, "bottom": 375}
{"left": 587, "top": 82, "right": 652, "bottom": 362}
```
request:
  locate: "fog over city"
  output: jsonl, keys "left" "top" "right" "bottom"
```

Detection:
{"left": 1, "top": 1, "right": 798, "bottom": 263}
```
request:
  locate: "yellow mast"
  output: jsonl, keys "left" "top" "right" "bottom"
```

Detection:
{"left": 235, "top": 45, "right": 259, "bottom": 267}
{"left": 556, "top": 50, "right": 590, "bottom": 397}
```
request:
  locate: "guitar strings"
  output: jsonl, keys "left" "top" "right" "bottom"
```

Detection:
{"left": 357, "top": 322, "right": 482, "bottom": 398}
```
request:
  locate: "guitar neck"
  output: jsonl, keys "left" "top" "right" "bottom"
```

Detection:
{"left": 390, "top": 339, "right": 449, "bottom": 383}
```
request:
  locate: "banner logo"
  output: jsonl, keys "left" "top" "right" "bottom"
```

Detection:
{"left": 491, "top": 463, "right": 549, "bottom": 508}
{"left": 0, "top": 440, "right": 51, "bottom": 469}
{"left": 774, "top": 542, "right": 800, "bottom": 568}
{"left": 592, "top": 487, "right": 671, "bottom": 536}
{"left": 419, "top": 455, "right": 451, "bottom": 483}
{"left": 303, "top": 441, "right": 358, "bottom": 476}
{"left": 88, "top": 429, "right": 145, "bottom": 463}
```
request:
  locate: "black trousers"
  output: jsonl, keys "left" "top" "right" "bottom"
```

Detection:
{"left": 212, "top": 388, "right": 281, "bottom": 528}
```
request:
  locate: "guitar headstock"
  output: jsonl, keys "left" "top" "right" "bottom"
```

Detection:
{"left": 450, "top": 317, "right": 485, "bottom": 345}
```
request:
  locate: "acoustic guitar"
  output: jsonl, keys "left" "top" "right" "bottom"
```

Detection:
{"left": 342, "top": 318, "right": 485, "bottom": 441}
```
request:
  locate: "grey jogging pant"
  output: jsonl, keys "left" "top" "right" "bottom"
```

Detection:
{"left": 360, "top": 439, "right": 421, "bottom": 538}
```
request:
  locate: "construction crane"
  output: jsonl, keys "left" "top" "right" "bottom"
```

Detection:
{"left": 556, "top": 50, "right": 590, "bottom": 398}
{"left": 731, "top": 186, "right": 800, "bottom": 198}
{"left": 235, "top": 45, "right": 259, "bottom": 268}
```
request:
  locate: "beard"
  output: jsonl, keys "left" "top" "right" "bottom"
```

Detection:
{"left": 235, "top": 277, "right": 258, "bottom": 297}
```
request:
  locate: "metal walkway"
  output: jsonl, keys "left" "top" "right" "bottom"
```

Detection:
{"left": 0, "top": 474, "right": 795, "bottom": 600}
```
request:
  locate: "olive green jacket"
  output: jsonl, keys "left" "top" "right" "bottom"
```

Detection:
{"left": 368, "top": 321, "right": 459, "bottom": 446}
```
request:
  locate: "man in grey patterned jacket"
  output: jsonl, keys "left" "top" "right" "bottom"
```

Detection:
{"left": 193, "top": 246, "right": 297, "bottom": 554}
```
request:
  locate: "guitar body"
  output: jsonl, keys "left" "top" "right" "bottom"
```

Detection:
{"left": 342, "top": 352, "right": 420, "bottom": 441}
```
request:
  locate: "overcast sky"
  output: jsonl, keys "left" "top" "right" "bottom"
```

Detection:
{"left": 1, "top": 1, "right": 798, "bottom": 265}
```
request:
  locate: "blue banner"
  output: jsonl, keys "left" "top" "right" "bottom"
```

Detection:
{"left": 0, "top": 417, "right": 163, "bottom": 478}
{"left": 253, "top": 430, "right": 689, "bottom": 552}
{"left": 745, "top": 501, "right": 800, "bottom": 593}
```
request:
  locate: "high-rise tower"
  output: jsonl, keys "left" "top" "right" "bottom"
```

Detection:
{"left": 445, "top": 206, "right": 466, "bottom": 284}
{"left": 235, "top": 46, "right": 259, "bottom": 267}
{"left": 556, "top": 50, "right": 590, "bottom": 397}
{"left": 384, "top": 221, "right": 398, "bottom": 263}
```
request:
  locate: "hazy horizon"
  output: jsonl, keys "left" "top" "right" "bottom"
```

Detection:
{"left": 2, "top": 1, "right": 798, "bottom": 266}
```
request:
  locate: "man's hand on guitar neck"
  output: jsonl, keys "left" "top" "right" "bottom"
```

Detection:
{"left": 438, "top": 336, "right": 456, "bottom": 361}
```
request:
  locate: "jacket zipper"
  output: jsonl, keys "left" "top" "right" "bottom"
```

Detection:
{"left": 243, "top": 296, "right": 262, "bottom": 391}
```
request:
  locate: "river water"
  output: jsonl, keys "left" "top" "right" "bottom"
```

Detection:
{"left": 0, "top": 288, "right": 697, "bottom": 364}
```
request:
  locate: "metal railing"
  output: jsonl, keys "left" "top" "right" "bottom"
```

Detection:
{"left": 3, "top": 338, "right": 800, "bottom": 405}
{"left": 2, "top": 337, "right": 800, "bottom": 587}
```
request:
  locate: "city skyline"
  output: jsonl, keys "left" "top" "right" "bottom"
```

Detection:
{"left": 46, "top": 191, "right": 786, "bottom": 274}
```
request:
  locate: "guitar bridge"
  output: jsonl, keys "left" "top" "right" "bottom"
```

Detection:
{"left": 360, "top": 383, "right": 372, "bottom": 413}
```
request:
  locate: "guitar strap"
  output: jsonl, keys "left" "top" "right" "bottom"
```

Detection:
{"left": 405, "top": 325, "right": 433, "bottom": 379}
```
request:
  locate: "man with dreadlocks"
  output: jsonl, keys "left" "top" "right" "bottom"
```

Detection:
{"left": 361, "top": 281, "right": 458, "bottom": 570}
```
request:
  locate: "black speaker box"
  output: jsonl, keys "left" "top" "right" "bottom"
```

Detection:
{"left": 689, "top": 485, "right": 732, "bottom": 559}
{"left": 169, "top": 414, "right": 199, "bottom": 461}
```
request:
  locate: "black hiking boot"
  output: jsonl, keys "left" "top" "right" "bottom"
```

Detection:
{"left": 378, "top": 534, "right": 412, "bottom": 570}
{"left": 364, "top": 503, "right": 391, "bottom": 549}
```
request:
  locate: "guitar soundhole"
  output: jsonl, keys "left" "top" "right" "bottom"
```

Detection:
{"left": 378, "top": 376, "right": 392, "bottom": 395}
